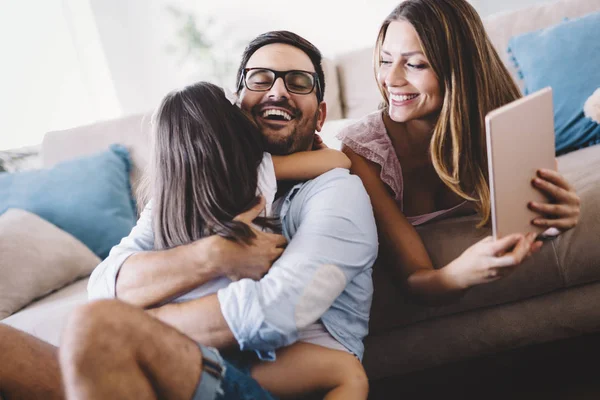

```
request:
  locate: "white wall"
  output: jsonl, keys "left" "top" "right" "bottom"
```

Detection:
{"left": 1, "top": 0, "right": 560, "bottom": 150}
{"left": 89, "top": 0, "right": 560, "bottom": 118}
{"left": 0, "top": 0, "right": 119, "bottom": 150}
{"left": 476, "top": 0, "right": 558, "bottom": 17}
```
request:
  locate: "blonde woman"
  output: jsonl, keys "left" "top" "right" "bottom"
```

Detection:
{"left": 338, "top": 0, "right": 581, "bottom": 302}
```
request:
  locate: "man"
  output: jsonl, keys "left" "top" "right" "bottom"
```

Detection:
{"left": 0, "top": 31, "right": 378, "bottom": 400}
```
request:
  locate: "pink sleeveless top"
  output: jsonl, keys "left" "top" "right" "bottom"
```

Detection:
{"left": 337, "top": 111, "right": 467, "bottom": 226}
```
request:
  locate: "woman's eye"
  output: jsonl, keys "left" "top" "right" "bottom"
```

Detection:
{"left": 407, "top": 63, "right": 427, "bottom": 69}
{"left": 380, "top": 59, "right": 392, "bottom": 65}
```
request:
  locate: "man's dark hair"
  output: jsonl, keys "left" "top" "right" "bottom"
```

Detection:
{"left": 236, "top": 30, "right": 325, "bottom": 102}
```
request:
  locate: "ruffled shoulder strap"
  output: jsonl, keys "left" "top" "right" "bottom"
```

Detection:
{"left": 336, "top": 111, "right": 404, "bottom": 207}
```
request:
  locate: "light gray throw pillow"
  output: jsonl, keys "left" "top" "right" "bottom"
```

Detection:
{"left": 0, "top": 209, "right": 100, "bottom": 319}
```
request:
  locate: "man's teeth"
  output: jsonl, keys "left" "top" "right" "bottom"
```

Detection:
{"left": 262, "top": 109, "right": 292, "bottom": 121}
{"left": 390, "top": 93, "right": 419, "bottom": 102}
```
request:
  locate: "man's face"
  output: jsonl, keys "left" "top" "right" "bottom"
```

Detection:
{"left": 239, "top": 43, "right": 327, "bottom": 155}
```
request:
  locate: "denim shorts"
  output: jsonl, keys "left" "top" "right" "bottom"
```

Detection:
{"left": 191, "top": 344, "right": 278, "bottom": 400}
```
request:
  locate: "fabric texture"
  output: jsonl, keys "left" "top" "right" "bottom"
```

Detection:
{"left": 507, "top": 11, "right": 600, "bottom": 154}
{"left": 337, "top": 110, "right": 467, "bottom": 225}
{"left": 0, "top": 144, "right": 137, "bottom": 259}
{"left": 0, "top": 209, "right": 100, "bottom": 319}
{"left": 89, "top": 168, "right": 378, "bottom": 361}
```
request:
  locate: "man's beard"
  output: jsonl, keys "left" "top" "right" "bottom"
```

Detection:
{"left": 263, "top": 118, "right": 316, "bottom": 155}
{"left": 252, "top": 100, "right": 318, "bottom": 155}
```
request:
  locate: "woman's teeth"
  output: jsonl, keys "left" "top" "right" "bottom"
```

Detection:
{"left": 390, "top": 93, "right": 419, "bottom": 102}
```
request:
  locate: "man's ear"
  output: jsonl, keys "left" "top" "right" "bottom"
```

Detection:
{"left": 315, "top": 101, "right": 328, "bottom": 132}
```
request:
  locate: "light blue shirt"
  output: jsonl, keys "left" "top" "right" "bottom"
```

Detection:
{"left": 88, "top": 168, "right": 378, "bottom": 360}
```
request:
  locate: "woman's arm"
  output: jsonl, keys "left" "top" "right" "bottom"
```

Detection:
{"left": 342, "top": 146, "right": 461, "bottom": 303}
{"left": 272, "top": 149, "right": 351, "bottom": 181}
{"left": 343, "top": 146, "right": 536, "bottom": 304}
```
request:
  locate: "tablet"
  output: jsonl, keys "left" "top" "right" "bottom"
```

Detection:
{"left": 486, "top": 87, "right": 556, "bottom": 240}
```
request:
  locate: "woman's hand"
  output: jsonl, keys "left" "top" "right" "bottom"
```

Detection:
{"left": 528, "top": 168, "right": 581, "bottom": 231}
{"left": 442, "top": 233, "right": 539, "bottom": 290}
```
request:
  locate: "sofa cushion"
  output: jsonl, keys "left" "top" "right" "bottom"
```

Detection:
{"left": 42, "top": 113, "right": 152, "bottom": 207}
{"left": 0, "top": 144, "right": 137, "bottom": 259}
{"left": 335, "top": 47, "right": 381, "bottom": 119}
{"left": 369, "top": 144, "right": 600, "bottom": 333}
{"left": 483, "top": 0, "right": 600, "bottom": 93}
{"left": 0, "top": 209, "right": 99, "bottom": 320}
{"left": 553, "top": 144, "right": 600, "bottom": 287}
{"left": 1, "top": 278, "right": 89, "bottom": 346}
{"left": 507, "top": 11, "right": 600, "bottom": 154}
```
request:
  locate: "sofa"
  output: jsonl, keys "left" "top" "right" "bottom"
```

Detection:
{"left": 2, "top": 0, "right": 600, "bottom": 395}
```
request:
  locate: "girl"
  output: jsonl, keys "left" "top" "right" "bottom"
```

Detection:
{"left": 338, "top": 0, "right": 581, "bottom": 302}
{"left": 148, "top": 81, "right": 368, "bottom": 399}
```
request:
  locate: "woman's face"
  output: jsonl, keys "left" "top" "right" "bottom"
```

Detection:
{"left": 378, "top": 20, "right": 443, "bottom": 123}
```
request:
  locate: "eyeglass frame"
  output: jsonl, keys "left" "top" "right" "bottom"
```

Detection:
{"left": 237, "top": 68, "right": 323, "bottom": 101}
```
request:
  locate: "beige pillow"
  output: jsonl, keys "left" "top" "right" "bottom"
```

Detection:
{"left": 0, "top": 209, "right": 100, "bottom": 319}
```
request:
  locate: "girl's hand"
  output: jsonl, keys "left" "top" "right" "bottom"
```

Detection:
{"left": 443, "top": 233, "right": 538, "bottom": 290}
{"left": 312, "top": 133, "right": 328, "bottom": 150}
{"left": 528, "top": 168, "right": 581, "bottom": 231}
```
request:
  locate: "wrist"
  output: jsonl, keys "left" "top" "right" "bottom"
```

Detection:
{"left": 185, "top": 236, "right": 223, "bottom": 280}
{"left": 439, "top": 262, "right": 468, "bottom": 291}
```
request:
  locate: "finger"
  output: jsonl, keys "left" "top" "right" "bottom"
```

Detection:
{"left": 271, "top": 233, "right": 288, "bottom": 248}
{"left": 537, "top": 169, "right": 573, "bottom": 191}
{"left": 488, "top": 233, "right": 523, "bottom": 254}
{"left": 528, "top": 201, "right": 578, "bottom": 217}
{"left": 314, "top": 134, "right": 323, "bottom": 143}
{"left": 234, "top": 196, "right": 266, "bottom": 223}
{"left": 270, "top": 247, "right": 285, "bottom": 262}
{"left": 532, "top": 177, "right": 579, "bottom": 204}
{"left": 530, "top": 240, "right": 544, "bottom": 254}
{"left": 493, "top": 234, "right": 534, "bottom": 267}
{"left": 532, "top": 217, "right": 577, "bottom": 231}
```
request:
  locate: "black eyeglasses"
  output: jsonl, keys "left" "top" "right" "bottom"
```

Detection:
{"left": 238, "top": 68, "right": 322, "bottom": 99}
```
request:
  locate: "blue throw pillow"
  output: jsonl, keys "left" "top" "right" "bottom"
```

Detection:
{"left": 0, "top": 144, "right": 136, "bottom": 259}
{"left": 507, "top": 11, "right": 600, "bottom": 155}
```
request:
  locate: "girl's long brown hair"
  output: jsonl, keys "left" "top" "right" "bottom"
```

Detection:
{"left": 148, "top": 82, "right": 267, "bottom": 250}
{"left": 374, "top": 0, "right": 522, "bottom": 227}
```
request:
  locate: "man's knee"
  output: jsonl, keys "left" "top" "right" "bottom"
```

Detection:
{"left": 60, "top": 300, "right": 132, "bottom": 366}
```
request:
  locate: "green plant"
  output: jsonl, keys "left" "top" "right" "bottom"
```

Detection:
{"left": 166, "top": 6, "right": 244, "bottom": 87}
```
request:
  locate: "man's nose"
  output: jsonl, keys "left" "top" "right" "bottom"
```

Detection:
{"left": 267, "top": 77, "right": 290, "bottom": 99}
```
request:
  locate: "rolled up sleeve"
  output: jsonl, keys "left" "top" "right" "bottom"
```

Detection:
{"left": 218, "top": 169, "right": 378, "bottom": 355}
{"left": 87, "top": 202, "right": 155, "bottom": 300}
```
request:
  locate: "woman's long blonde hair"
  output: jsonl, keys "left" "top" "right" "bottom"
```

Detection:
{"left": 374, "top": 0, "right": 522, "bottom": 227}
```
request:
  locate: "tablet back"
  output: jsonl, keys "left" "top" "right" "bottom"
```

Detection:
{"left": 485, "top": 87, "right": 556, "bottom": 239}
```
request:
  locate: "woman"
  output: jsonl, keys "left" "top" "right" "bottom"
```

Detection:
{"left": 338, "top": 0, "right": 581, "bottom": 302}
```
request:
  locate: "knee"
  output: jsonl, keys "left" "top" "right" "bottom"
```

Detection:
{"left": 60, "top": 300, "right": 130, "bottom": 367}
{"left": 341, "top": 359, "right": 369, "bottom": 396}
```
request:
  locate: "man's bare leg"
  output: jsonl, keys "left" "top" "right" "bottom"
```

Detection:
{"left": 59, "top": 299, "right": 204, "bottom": 400}
{"left": 0, "top": 324, "right": 63, "bottom": 400}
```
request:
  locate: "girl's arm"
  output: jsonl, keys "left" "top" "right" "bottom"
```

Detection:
{"left": 342, "top": 146, "right": 536, "bottom": 304}
{"left": 272, "top": 149, "right": 351, "bottom": 181}
{"left": 251, "top": 342, "right": 368, "bottom": 400}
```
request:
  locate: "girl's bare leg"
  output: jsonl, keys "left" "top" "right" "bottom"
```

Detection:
{"left": 251, "top": 342, "right": 369, "bottom": 399}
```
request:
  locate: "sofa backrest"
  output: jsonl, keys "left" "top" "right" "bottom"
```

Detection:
{"left": 41, "top": 0, "right": 600, "bottom": 206}
{"left": 332, "top": 0, "right": 600, "bottom": 119}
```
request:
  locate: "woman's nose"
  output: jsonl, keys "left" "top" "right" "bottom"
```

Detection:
{"left": 385, "top": 64, "right": 408, "bottom": 87}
